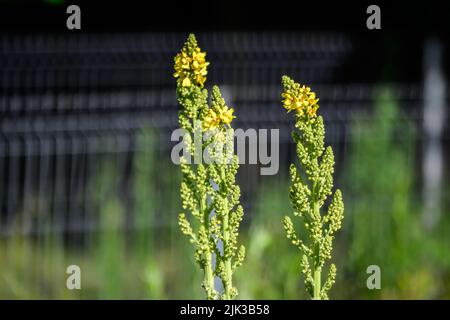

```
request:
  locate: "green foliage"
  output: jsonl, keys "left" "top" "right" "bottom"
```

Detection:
{"left": 94, "top": 158, "right": 125, "bottom": 299}
{"left": 281, "top": 75, "right": 344, "bottom": 299}
{"left": 344, "top": 87, "right": 431, "bottom": 298}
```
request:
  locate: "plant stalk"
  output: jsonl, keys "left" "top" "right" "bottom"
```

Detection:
{"left": 313, "top": 267, "right": 321, "bottom": 300}
{"left": 202, "top": 195, "right": 215, "bottom": 299}
{"left": 312, "top": 195, "right": 321, "bottom": 300}
{"left": 204, "top": 254, "right": 215, "bottom": 299}
{"left": 222, "top": 210, "right": 233, "bottom": 300}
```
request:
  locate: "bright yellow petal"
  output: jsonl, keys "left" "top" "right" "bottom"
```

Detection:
{"left": 182, "top": 77, "right": 191, "bottom": 87}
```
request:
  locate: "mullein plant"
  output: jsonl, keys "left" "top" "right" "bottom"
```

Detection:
{"left": 174, "top": 34, "right": 245, "bottom": 300}
{"left": 281, "top": 76, "right": 344, "bottom": 300}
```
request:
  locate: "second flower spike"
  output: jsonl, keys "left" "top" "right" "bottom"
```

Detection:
{"left": 281, "top": 75, "right": 344, "bottom": 300}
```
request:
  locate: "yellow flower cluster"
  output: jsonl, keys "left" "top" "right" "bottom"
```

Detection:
{"left": 174, "top": 45, "right": 210, "bottom": 88}
{"left": 203, "top": 104, "right": 235, "bottom": 130}
{"left": 282, "top": 85, "right": 319, "bottom": 117}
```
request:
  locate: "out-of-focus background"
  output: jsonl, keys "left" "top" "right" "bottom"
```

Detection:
{"left": 0, "top": 0, "right": 449, "bottom": 299}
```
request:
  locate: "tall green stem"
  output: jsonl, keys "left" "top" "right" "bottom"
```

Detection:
{"left": 312, "top": 197, "right": 322, "bottom": 300}
{"left": 222, "top": 209, "right": 233, "bottom": 299}
{"left": 204, "top": 254, "right": 215, "bottom": 299}
{"left": 202, "top": 194, "right": 215, "bottom": 299}
{"left": 313, "top": 267, "right": 321, "bottom": 299}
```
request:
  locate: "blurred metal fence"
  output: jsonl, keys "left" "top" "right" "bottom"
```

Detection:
{"left": 0, "top": 31, "right": 446, "bottom": 240}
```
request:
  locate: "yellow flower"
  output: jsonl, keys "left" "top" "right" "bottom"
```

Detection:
{"left": 174, "top": 40, "right": 210, "bottom": 88}
{"left": 203, "top": 105, "right": 235, "bottom": 130}
{"left": 282, "top": 84, "right": 319, "bottom": 117}
{"left": 203, "top": 109, "right": 220, "bottom": 130}
{"left": 182, "top": 77, "right": 191, "bottom": 87}
{"left": 219, "top": 106, "right": 235, "bottom": 126}
{"left": 281, "top": 92, "right": 298, "bottom": 113}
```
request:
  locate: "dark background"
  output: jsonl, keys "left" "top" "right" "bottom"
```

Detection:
{"left": 0, "top": 0, "right": 449, "bottom": 32}
{"left": 1, "top": 0, "right": 449, "bottom": 83}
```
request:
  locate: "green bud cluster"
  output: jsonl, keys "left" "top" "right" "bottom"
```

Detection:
{"left": 281, "top": 75, "right": 344, "bottom": 300}
{"left": 174, "top": 34, "right": 245, "bottom": 300}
